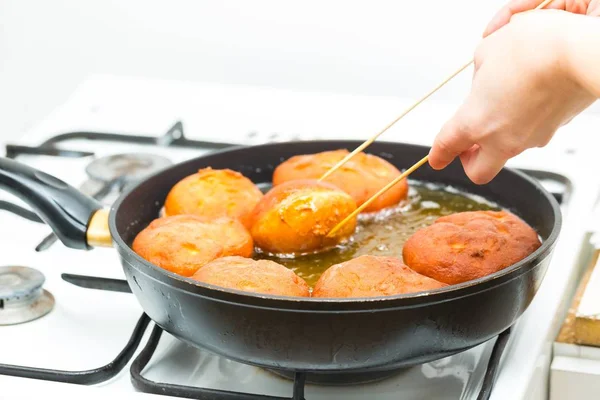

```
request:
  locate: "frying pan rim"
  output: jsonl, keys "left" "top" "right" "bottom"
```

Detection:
{"left": 109, "top": 140, "right": 562, "bottom": 306}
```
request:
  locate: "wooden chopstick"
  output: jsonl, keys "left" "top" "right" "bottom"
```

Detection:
{"left": 325, "top": 0, "right": 553, "bottom": 237}
{"left": 327, "top": 155, "right": 429, "bottom": 237}
{"left": 320, "top": 0, "right": 553, "bottom": 184}
{"left": 318, "top": 60, "right": 472, "bottom": 182}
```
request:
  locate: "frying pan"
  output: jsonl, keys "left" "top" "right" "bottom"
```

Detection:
{"left": 0, "top": 140, "right": 561, "bottom": 380}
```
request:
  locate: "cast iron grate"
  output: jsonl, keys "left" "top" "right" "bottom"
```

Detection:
{"left": 130, "top": 322, "right": 307, "bottom": 400}
{"left": 0, "top": 273, "right": 511, "bottom": 399}
{"left": 0, "top": 312, "right": 150, "bottom": 384}
{"left": 4, "top": 121, "right": 235, "bottom": 160}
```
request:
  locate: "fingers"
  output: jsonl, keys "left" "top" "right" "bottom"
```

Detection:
{"left": 431, "top": 122, "right": 526, "bottom": 185}
{"left": 430, "top": 100, "right": 517, "bottom": 184}
{"left": 429, "top": 110, "right": 477, "bottom": 171}
{"left": 566, "top": 0, "right": 590, "bottom": 13}
{"left": 483, "top": 0, "right": 542, "bottom": 37}
{"left": 483, "top": 0, "right": 564, "bottom": 37}
{"left": 588, "top": 0, "right": 600, "bottom": 15}
{"left": 430, "top": 118, "right": 520, "bottom": 186}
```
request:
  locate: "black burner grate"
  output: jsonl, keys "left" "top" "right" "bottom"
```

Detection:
{"left": 0, "top": 273, "right": 513, "bottom": 399}
{"left": 130, "top": 323, "right": 307, "bottom": 400}
{"left": 4, "top": 121, "right": 235, "bottom": 160}
{"left": 0, "top": 313, "right": 150, "bottom": 384}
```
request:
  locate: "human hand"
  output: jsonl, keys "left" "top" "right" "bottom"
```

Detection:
{"left": 484, "top": 0, "right": 600, "bottom": 37}
{"left": 428, "top": 11, "right": 596, "bottom": 184}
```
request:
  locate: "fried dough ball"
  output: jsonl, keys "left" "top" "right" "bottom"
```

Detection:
{"left": 164, "top": 167, "right": 263, "bottom": 229}
{"left": 273, "top": 149, "right": 408, "bottom": 212}
{"left": 132, "top": 215, "right": 253, "bottom": 277}
{"left": 312, "top": 255, "right": 447, "bottom": 298}
{"left": 190, "top": 256, "right": 310, "bottom": 297}
{"left": 402, "top": 210, "right": 541, "bottom": 285}
{"left": 249, "top": 180, "right": 357, "bottom": 255}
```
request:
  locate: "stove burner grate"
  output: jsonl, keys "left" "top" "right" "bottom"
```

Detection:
{"left": 0, "top": 272, "right": 512, "bottom": 399}
{"left": 130, "top": 324, "right": 307, "bottom": 400}
{"left": 4, "top": 121, "right": 235, "bottom": 160}
{"left": 127, "top": 318, "right": 510, "bottom": 400}
{"left": 0, "top": 313, "right": 150, "bottom": 384}
{"left": 0, "top": 273, "right": 513, "bottom": 399}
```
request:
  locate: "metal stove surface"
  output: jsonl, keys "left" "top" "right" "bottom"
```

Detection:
{"left": 0, "top": 75, "right": 598, "bottom": 400}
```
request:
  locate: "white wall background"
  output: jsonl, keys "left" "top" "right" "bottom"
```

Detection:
{"left": 1, "top": 0, "right": 599, "bottom": 142}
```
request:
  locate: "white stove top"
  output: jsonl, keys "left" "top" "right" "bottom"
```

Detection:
{"left": 1, "top": 75, "right": 599, "bottom": 400}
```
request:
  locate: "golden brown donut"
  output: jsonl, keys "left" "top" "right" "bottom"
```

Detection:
{"left": 190, "top": 256, "right": 310, "bottom": 297}
{"left": 249, "top": 179, "right": 357, "bottom": 255}
{"left": 402, "top": 210, "right": 541, "bottom": 285}
{"left": 312, "top": 255, "right": 447, "bottom": 298}
{"left": 272, "top": 149, "right": 408, "bottom": 212}
{"left": 164, "top": 167, "right": 263, "bottom": 229}
{"left": 132, "top": 215, "right": 253, "bottom": 277}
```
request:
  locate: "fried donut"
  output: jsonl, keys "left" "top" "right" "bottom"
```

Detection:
{"left": 132, "top": 215, "right": 253, "bottom": 276}
{"left": 273, "top": 149, "right": 408, "bottom": 212}
{"left": 164, "top": 167, "right": 263, "bottom": 228}
{"left": 402, "top": 210, "right": 541, "bottom": 285}
{"left": 249, "top": 179, "right": 357, "bottom": 255}
{"left": 190, "top": 256, "right": 310, "bottom": 297}
{"left": 312, "top": 255, "right": 447, "bottom": 298}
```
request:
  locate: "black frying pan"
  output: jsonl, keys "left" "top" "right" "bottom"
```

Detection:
{"left": 0, "top": 141, "right": 561, "bottom": 381}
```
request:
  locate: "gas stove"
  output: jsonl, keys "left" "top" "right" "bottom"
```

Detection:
{"left": 0, "top": 75, "right": 598, "bottom": 400}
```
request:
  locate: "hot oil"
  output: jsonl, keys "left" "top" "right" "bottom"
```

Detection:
{"left": 254, "top": 181, "right": 500, "bottom": 287}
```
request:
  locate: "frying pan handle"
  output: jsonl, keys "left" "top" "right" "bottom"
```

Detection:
{"left": 0, "top": 157, "right": 103, "bottom": 249}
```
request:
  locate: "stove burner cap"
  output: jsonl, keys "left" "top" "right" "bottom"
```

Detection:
{"left": 85, "top": 153, "right": 172, "bottom": 184}
{"left": 0, "top": 266, "right": 54, "bottom": 325}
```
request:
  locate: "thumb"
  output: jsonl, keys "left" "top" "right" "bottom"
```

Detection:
{"left": 459, "top": 145, "right": 509, "bottom": 185}
{"left": 429, "top": 116, "right": 477, "bottom": 171}
{"left": 429, "top": 97, "right": 482, "bottom": 171}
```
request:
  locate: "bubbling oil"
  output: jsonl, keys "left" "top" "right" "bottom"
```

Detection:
{"left": 254, "top": 181, "right": 500, "bottom": 287}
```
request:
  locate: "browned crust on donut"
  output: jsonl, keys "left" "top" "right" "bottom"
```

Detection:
{"left": 312, "top": 255, "right": 447, "bottom": 298}
{"left": 164, "top": 167, "right": 263, "bottom": 229}
{"left": 273, "top": 149, "right": 408, "bottom": 212}
{"left": 132, "top": 215, "right": 253, "bottom": 276}
{"left": 190, "top": 256, "right": 310, "bottom": 297}
{"left": 402, "top": 211, "right": 541, "bottom": 285}
{"left": 249, "top": 179, "right": 357, "bottom": 254}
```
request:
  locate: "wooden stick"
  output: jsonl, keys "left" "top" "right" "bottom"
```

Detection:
{"left": 327, "top": 155, "right": 430, "bottom": 238}
{"left": 537, "top": 0, "right": 554, "bottom": 9}
{"left": 318, "top": 61, "right": 471, "bottom": 182}
{"left": 319, "top": 0, "right": 553, "bottom": 183}
{"left": 324, "top": 0, "right": 553, "bottom": 236}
